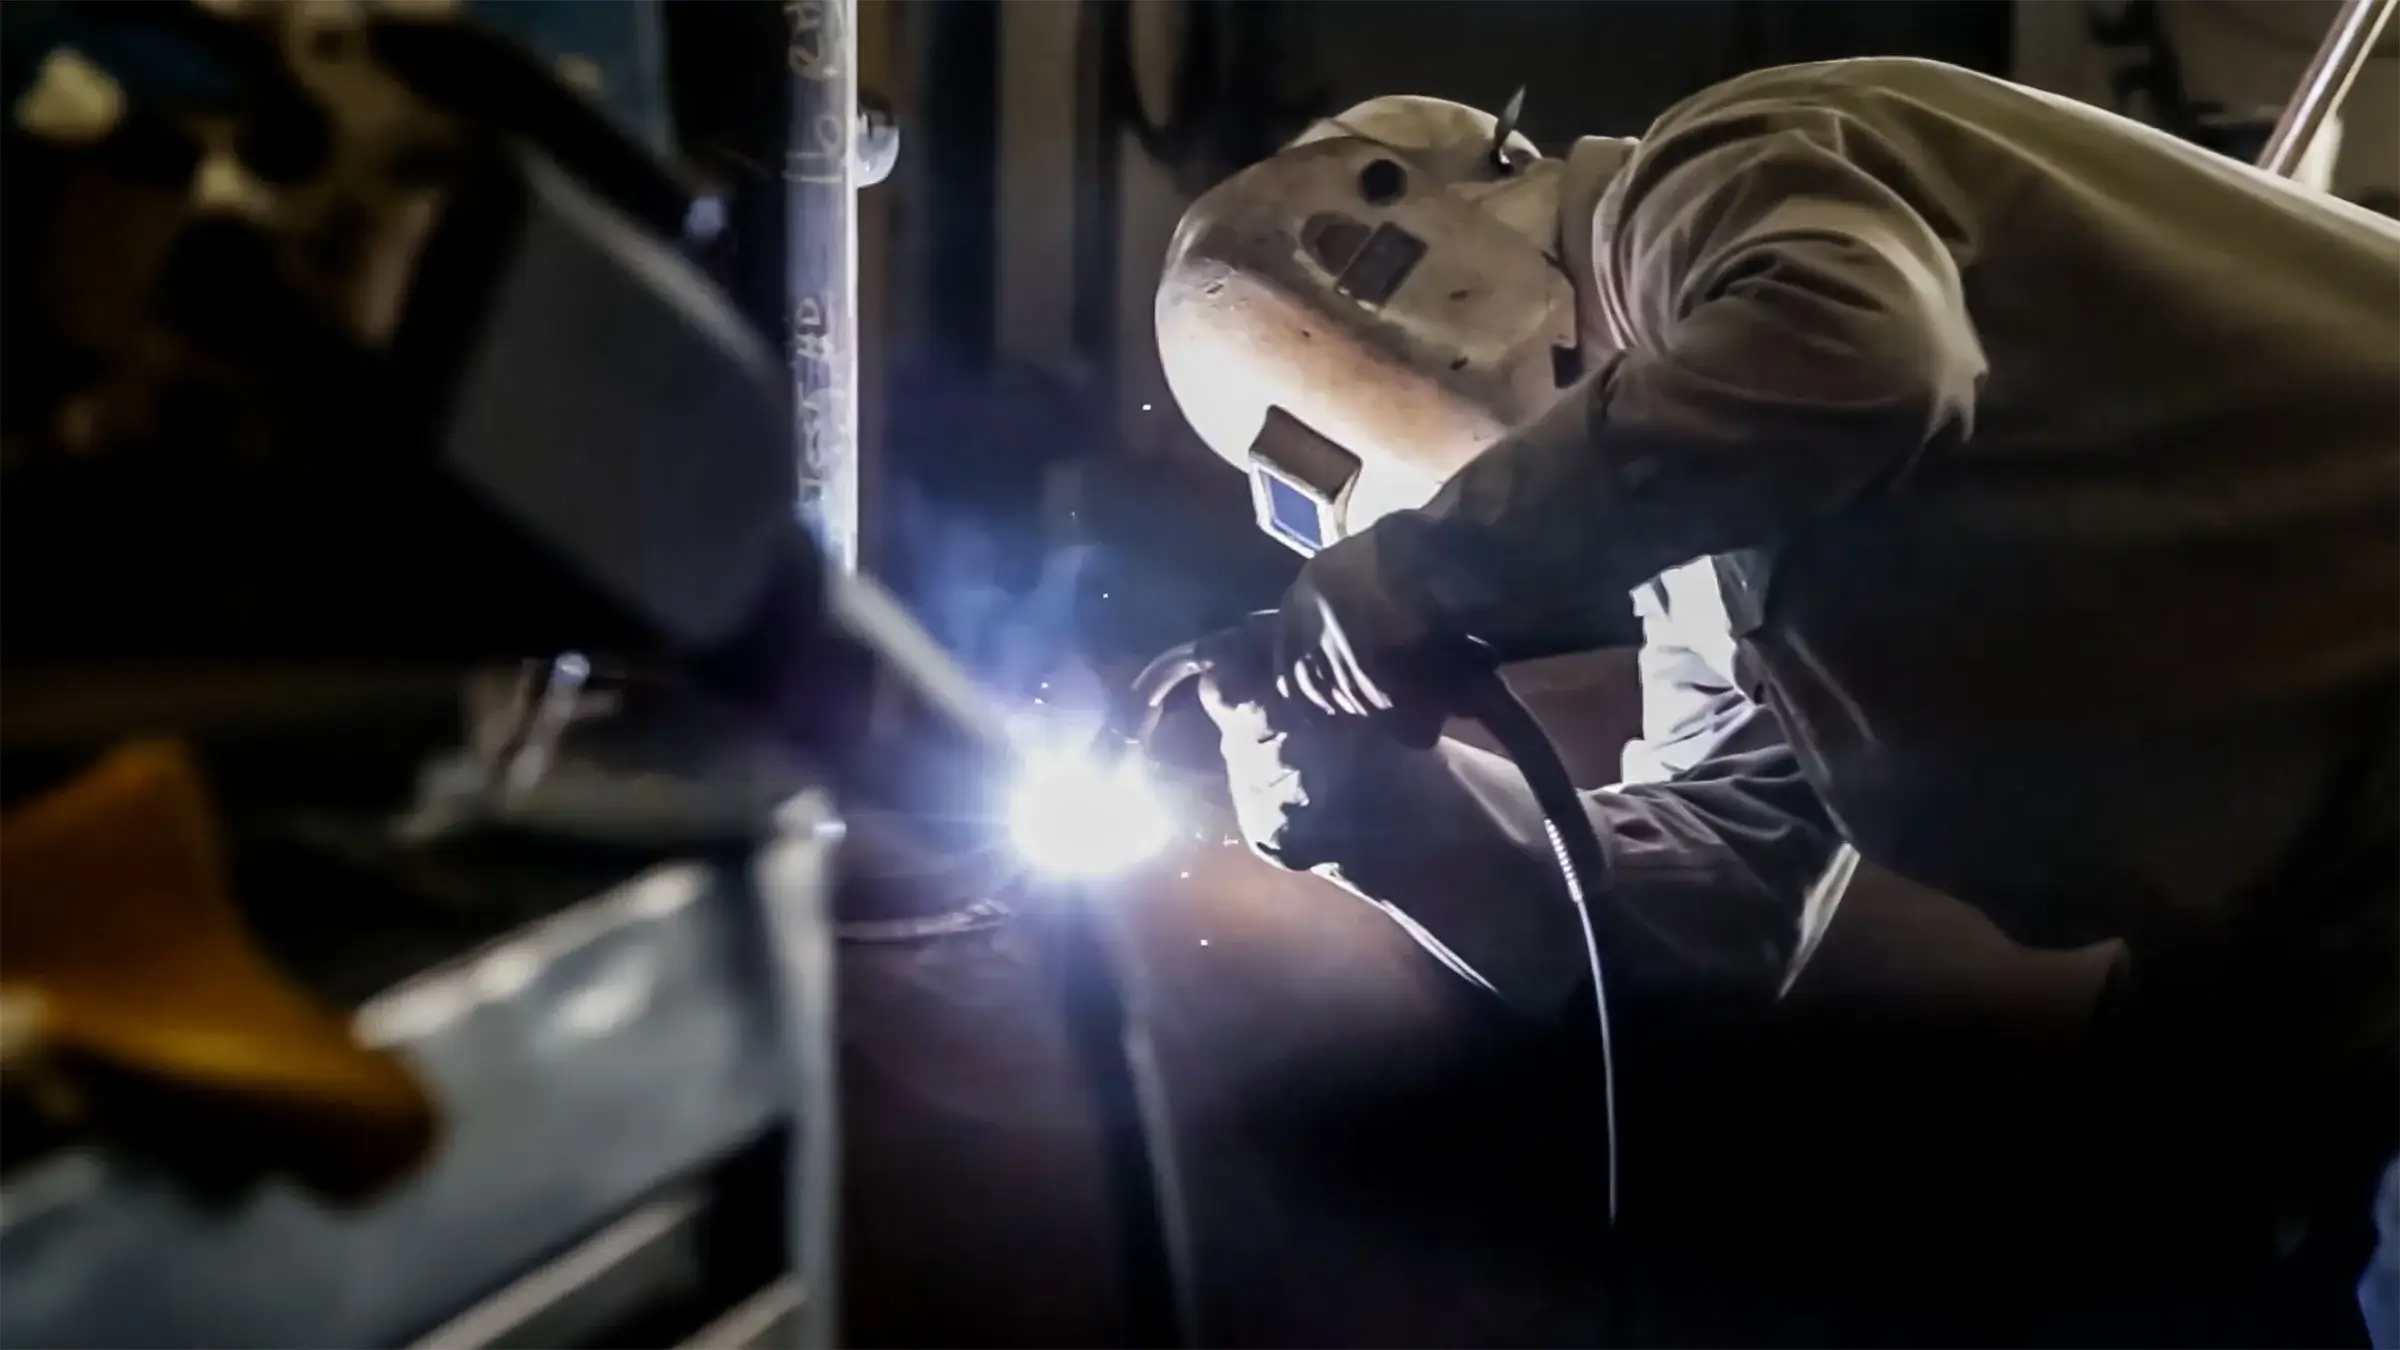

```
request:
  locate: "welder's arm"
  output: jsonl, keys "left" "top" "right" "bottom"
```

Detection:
{"left": 1372, "top": 107, "right": 1986, "bottom": 654}
{"left": 1318, "top": 700, "right": 1843, "bottom": 1021}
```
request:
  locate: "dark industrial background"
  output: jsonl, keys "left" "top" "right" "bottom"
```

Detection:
{"left": 714, "top": 0, "right": 2391, "bottom": 702}
{"left": 643, "top": 4, "right": 2394, "bottom": 1344}
{"left": 3, "top": 3, "right": 2390, "bottom": 1347}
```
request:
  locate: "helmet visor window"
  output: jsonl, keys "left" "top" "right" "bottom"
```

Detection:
{"left": 1246, "top": 408, "right": 1361, "bottom": 558}
{"left": 1260, "top": 469, "right": 1329, "bottom": 555}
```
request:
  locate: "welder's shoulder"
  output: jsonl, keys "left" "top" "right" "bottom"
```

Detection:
{"left": 1645, "top": 57, "right": 2004, "bottom": 138}
{"left": 1604, "top": 60, "right": 1979, "bottom": 289}
{"left": 1619, "top": 59, "right": 1971, "bottom": 213}
{"left": 1610, "top": 58, "right": 2030, "bottom": 269}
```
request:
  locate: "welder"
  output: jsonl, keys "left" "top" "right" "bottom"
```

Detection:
{"left": 1155, "top": 60, "right": 2399, "bottom": 1343}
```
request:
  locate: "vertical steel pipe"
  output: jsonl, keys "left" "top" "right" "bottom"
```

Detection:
{"left": 2257, "top": 0, "right": 2397, "bottom": 178}
{"left": 789, "top": 0, "right": 861, "bottom": 572}
{"left": 783, "top": 14, "right": 860, "bottom": 1344}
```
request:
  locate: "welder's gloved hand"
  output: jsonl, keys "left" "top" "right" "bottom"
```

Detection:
{"left": 1198, "top": 671, "right": 1392, "bottom": 873}
{"left": 1270, "top": 531, "right": 1477, "bottom": 750}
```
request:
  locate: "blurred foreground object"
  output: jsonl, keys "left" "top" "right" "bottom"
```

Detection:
{"left": 2, "top": 0, "right": 802, "bottom": 669}
{"left": 0, "top": 2, "right": 1209, "bottom": 1346}
{"left": 0, "top": 741, "right": 436, "bottom": 1201}
{"left": 0, "top": 2, "right": 868, "bottom": 1344}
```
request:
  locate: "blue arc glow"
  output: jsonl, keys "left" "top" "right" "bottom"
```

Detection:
{"left": 1007, "top": 747, "right": 1174, "bottom": 879}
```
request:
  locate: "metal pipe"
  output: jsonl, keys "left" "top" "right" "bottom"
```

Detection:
{"left": 782, "top": 13, "right": 861, "bottom": 1343}
{"left": 788, "top": 0, "right": 861, "bottom": 572}
{"left": 2257, "top": 0, "right": 2397, "bottom": 178}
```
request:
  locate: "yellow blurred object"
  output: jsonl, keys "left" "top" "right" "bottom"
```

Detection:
{"left": 0, "top": 741, "right": 438, "bottom": 1200}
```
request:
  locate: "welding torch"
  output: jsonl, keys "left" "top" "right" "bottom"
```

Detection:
{"left": 1098, "top": 614, "right": 1625, "bottom": 1233}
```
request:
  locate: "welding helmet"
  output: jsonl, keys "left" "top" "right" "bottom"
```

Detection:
{"left": 1154, "top": 95, "right": 1580, "bottom": 557}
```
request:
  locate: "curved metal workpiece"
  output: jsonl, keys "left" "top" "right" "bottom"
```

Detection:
{"left": 838, "top": 897, "right": 1012, "bottom": 943}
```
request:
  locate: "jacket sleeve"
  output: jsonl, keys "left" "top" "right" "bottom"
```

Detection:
{"left": 1620, "top": 560, "right": 1750, "bottom": 785}
{"left": 1370, "top": 95, "right": 1988, "bottom": 655}
{"left": 1319, "top": 693, "right": 1846, "bottom": 1021}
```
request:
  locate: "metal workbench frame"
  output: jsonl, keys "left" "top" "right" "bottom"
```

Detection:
{"left": 0, "top": 795, "right": 844, "bottom": 1350}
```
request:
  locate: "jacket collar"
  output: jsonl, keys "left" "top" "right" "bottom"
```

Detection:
{"left": 1558, "top": 135, "right": 1637, "bottom": 353}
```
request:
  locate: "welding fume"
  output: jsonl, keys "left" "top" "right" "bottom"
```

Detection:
{"left": 1138, "top": 63, "right": 2400, "bottom": 1346}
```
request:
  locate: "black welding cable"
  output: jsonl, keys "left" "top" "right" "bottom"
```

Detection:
{"left": 1452, "top": 672, "right": 1622, "bottom": 1231}
{"left": 1453, "top": 670, "right": 1625, "bottom": 1347}
{"left": 1082, "top": 644, "right": 1623, "bottom": 1349}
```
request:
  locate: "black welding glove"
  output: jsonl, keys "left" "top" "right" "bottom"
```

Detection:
{"left": 1196, "top": 666, "right": 1402, "bottom": 873}
{"left": 1263, "top": 528, "right": 1486, "bottom": 752}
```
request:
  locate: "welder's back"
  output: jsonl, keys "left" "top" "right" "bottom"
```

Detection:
{"left": 1611, "top": 62, "right": 2398, "bottom": 1151}
{"left": 1619, "top": 59, "right": 2399, "bottom": 937}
